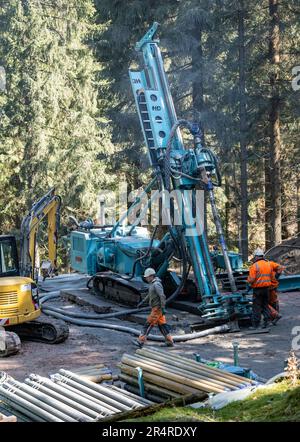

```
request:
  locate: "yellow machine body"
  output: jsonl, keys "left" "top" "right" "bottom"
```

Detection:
{"left": 0, "top": 276, "right": 40, "bottom": 326}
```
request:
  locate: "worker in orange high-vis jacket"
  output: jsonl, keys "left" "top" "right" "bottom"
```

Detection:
{"left": 247, "top": 249, "right": 282, "bottom": 329}
{"left": 133, "top": 268, "right": 174, "bottom": 348}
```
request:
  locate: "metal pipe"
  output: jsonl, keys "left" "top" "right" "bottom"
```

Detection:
{"left": 0, "top": 385, "right": 63, "bottom": 422}
{"left": 136, "top": 348, "right": 249, "bottom": 388}
{"left": 0, "top": 397, "right": 47, "bottom": 422}
{"left": 121, "top": 356, "right": 227, "bottom": 393}
{"left": 149, "top": 347, "right": 256, "bottom": 384}
{"left": 52, "top": 373, "right": 128, "bottom": 412}
{"left": 59, "top": 370, "right": 142, "bottom": 409}
{"left": 51, "top": 378, "right": 118, "bottom": 414}
{"left": 133, "top": 351, "right": 244, "bottom": 389}
{"left": 3, "top": 379, "right": 80, "bottom": 422}
{"left": 29, "top": 375, "right": 112, "bottom": 416}
{"left": 25, "top": 378, "right": 98, "bottom": 419}
{"left": 108, "top": 385, "right": 154, "bottom": 405}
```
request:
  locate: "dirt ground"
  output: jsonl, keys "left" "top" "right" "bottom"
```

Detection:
{"left": 1, "top": 275, "right": 300, "bottom": 382}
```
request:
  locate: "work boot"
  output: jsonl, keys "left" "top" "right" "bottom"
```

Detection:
{"left": 132, "top": 339, "right": 144, "bottom": 348}
{"left": 271, "top": 314, "right": 282, "bottom": 326}
{"left": 165, "top": 336, "right": 174, "bottom": 347}
{"left": 165, "top": 341, "right": 174, "bottom": 347}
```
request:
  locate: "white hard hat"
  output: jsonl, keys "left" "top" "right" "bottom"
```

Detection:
{"left": 144, "top": 268, "right": 156, "bottom": 278}
{"left": 254, "top": 248, "right": 264, "bottom": 257}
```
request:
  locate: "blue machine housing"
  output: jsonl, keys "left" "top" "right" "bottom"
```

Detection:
{"left": 70, "top": 227, "right": 160, "bottom": 277}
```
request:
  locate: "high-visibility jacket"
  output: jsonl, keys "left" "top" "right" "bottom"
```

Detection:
{"left": 247, "top": 259, "right": 280, "bottom": 288}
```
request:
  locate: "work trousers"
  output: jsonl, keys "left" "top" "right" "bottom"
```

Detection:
{"left": 138, "top": 306, "right": 173, "bottom": 344}
{"left": 269, "top": 288, "right": 279, "bottom": 312}
{"left": 252, "top": 287, "right": 271, "bottom": 327}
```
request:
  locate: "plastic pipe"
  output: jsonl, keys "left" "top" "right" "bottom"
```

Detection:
{"left": 25, "top": 378, "right": 99, "bottom": 419}
{"left": 29, "top": 375, "right": 114, "bottom": 416}
{"left": 59, "top": 370, "right": 142, "bottom": 409}
{"left": 3, "top": 379, "right": 81, "bottom": 422}
{"left": 0, "top": 385, "right": 63, "bottom": 422}
{"left": 51, "top": 374, "right": 129, "bottom": 412}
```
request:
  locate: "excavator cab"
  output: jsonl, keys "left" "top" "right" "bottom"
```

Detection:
{"left": 0, "top": 235, "right": 20, "bottom": 278}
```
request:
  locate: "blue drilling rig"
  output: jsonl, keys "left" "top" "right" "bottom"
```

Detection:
{"left": 69, "top": 23, "right": 252, "bottom": 323}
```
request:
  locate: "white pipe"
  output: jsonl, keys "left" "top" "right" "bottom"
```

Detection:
{"left": 28, "top": 375, "right": 112, "bottom": 417}
{"left": 25, "top": 378, "right": 99, "bottom": 419}
{"left": 4, "top": 379, "right": 82, "bottom": 422}
{"left": 59, "top": 370, "right": 143, "bottom": 408}
{"left": 0, "top": 385, "right": 63, "bottom": 422}
{"left": 52, "top": 374, "right": 125, "bottom": 413}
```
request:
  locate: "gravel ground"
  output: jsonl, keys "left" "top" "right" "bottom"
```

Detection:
{"left": 1, "top": 290, "right": 300, "bottom": 382}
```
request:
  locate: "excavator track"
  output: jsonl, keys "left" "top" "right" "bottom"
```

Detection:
{"left": 8, "top": 317, "right": 69, "bottom": 344}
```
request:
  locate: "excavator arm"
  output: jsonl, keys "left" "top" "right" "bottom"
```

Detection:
{"left": 20, "top": 188, "right": 61, "bottom": 281}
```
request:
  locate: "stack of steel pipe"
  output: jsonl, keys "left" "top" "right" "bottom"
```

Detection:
{"left": 0, "top": 370, "right": 152, "bottom": 422}
{"left": 67, "top": 364, "right": 113, "bottom": 383}
{"left": 119, "top": 347, "right": 257, "bottom": 401}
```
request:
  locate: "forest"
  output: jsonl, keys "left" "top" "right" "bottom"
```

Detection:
{"left": 0, "top": 0, "right": 299, "bottom": 261}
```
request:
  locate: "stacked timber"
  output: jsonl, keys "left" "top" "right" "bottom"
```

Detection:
{"left": 119, "top": 347, "right": 257, "bottom": 402}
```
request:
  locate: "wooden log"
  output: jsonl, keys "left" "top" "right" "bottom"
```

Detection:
{"left": 147, "top": 347, "right": 256, "bottom": 384}
{"left": 121, "top": 355, "right": 225, "bottom": 393}
{"left": 119, "top": 373, "right": 180, "bottom": 399}
{"left": 97, "top": 392, "right": 207, "bottom": 422}
{"left": 119, "top": 364, "right": 198, "bottom": 395}
{"left": 136, "top": 349, "right": 245, "bottom": 389}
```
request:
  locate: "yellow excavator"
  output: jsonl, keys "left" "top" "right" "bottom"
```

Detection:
{"left": 0, "top": 188, "right": 69, "bottom": 357}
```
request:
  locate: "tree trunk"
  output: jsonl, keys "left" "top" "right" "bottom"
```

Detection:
{"left": 191, "top": 27, "right": 208, "bottom": 233}
{"left": 265, "top": 157, "right": 272, "bottom": 250}
{"left": 238, "top": 1, "right": 248, "bottom": 261}
{"left": 269, "top": 0, "right": 282, "bottom": 246}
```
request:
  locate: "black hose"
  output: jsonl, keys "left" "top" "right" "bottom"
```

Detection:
{"left": 41, "top": 308, "right": 230, "bottom": 342}
{"left": 41, "top": 304, "right": 150, "bottom": 319}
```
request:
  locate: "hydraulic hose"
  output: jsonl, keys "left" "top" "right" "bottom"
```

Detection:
{"left": 41, "top": 304, "right": 150, "bottom": 319}
{"left": 41, "top": 308, "right": 230, "bottom": 342}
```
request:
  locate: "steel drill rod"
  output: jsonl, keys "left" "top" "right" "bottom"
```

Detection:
{"left": 108, "top": 385, "right": 155, "bottom": 404}
{"left": 119, "top": 373, "right": 180, "bottom": 399}
{"left": 0, "top": 397, "right": 47, "bottom": 422}
{"left": 25, "top": 378, "right": 98, "bottom": 419}
{"left": 119, "top": 364, "right": 204, "bottom": 396}
{"left": 51, "top": 379, "right": 116, "bottom": 415}
{"left": 124, "top": 353, "right": 234, "bottom": 390}
{"left": 4, "top": 379, "right": 82, "bottom": 422}
{"left": 59, "top": 369, "right": 144, "bottom": 408}
{"left": 29, "top": 375, "right": 114, "bottom": 416}
{"left": 52, "top": 374, "right": 129, "bottom": 412}
{"left": 0, "top": 385, "right": 63, "bottom": 422}
{"left": 121, "top": 355, "right": 226, "bottom": 393}
{"left": 148, "top": 347, "right": 256, "bottom": 384}
{"left": 136, "top": 349, "right": 248, "bottom": 388}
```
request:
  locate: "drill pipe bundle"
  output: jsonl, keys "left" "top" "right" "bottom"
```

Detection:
{"left": 0, "top": 370, "right": 152, "bottom": 422}
{"left": 119, "top": 348, "right": 256, "bottom": 401}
